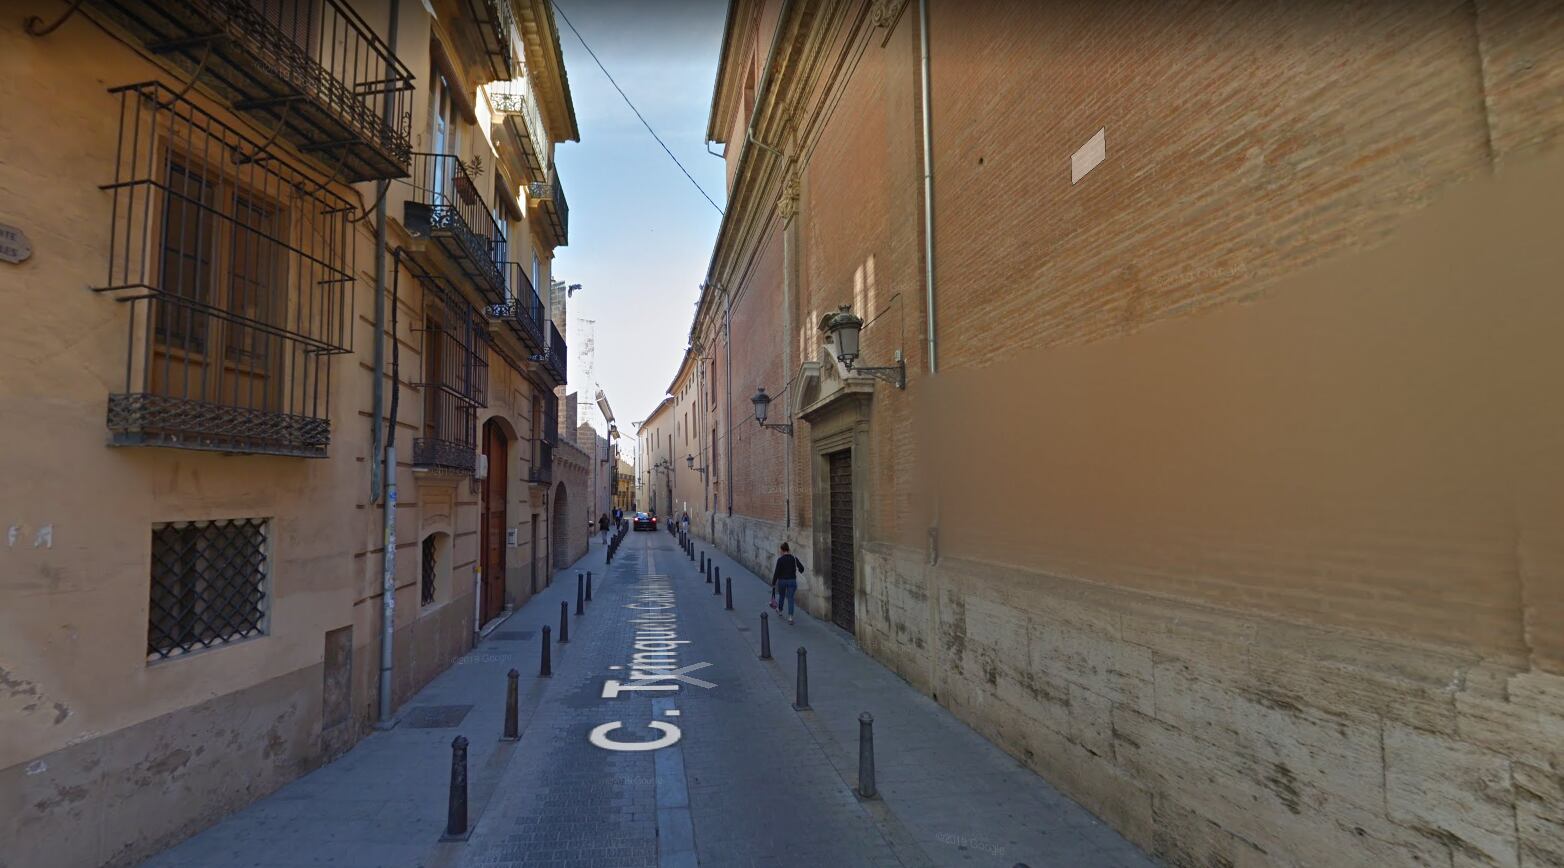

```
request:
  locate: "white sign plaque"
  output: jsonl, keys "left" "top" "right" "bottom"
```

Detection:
{"left": 0, "top": 223, "right": 32, "bottom": 264}
{"left": 506, "top": 528, "right": 518, "bottom": 547}
{"left": 1071, "top": 128, "right": 1106, "bottom": 185}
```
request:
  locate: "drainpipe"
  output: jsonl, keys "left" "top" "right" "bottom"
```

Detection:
{"left": 917, "top": 0, "right": 944, "bottom": 702}
{"left": 379, "top": 248, "right": 403, "bottom": 726}
{"left": 370, "top": 0, "right": 401, "bottom": 504}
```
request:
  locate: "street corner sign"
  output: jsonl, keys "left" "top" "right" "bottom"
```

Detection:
{"left": 0, "top": 223, "right": 33, "bottom": 264}
{"left": 591, "top": 574, "right": 707, "bottom": 752}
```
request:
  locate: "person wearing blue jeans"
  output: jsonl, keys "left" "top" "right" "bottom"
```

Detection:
{"left": 771, "top": 542, "right": 804, "bottom": 625}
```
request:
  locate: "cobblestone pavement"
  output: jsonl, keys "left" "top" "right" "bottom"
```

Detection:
{"left": 141, "top": 531, "right": 1157, "bottom": 868}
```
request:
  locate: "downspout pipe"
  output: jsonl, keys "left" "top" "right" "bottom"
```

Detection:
{"left": 378, "top": 248, "right": 403, "bottom": 727}
{"left": 919, "top": 0, "right": 937, "bottom": 376}
{"left": 370, "top": 0, "right": 401, "bottom": 504}
{"left": 373, "top": 0, "right": 401, "bottom": 729}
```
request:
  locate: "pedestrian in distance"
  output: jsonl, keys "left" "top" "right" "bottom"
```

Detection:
{"left": 772, "top": 542, "right": 804, "bottom": 625}
{"left": 599, "top": 514, "right": 610, "bottom": 544}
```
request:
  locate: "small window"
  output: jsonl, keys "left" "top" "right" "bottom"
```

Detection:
{"left": 421, "top": 534, "right": 440, "bottom": 606}
{"left": 148, "top": 518, "right": 269, "bottom": 661}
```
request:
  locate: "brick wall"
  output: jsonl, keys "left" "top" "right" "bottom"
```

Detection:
{"left": 685, "top": 0, "right": 1564, "bottom": 864}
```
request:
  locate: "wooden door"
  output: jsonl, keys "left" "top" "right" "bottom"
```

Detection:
{"left": 828, "top": 450, "right": 855, "bottom": 633}
{"left": 480, "top": 420, "right": 508, "bottom": 624}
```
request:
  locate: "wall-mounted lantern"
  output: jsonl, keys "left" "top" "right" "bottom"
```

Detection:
{"left": 751, "top": 387, "right": 793, "bottom": 434}
{"left": 824, "top": 305, "right": 905, "bottom": 389}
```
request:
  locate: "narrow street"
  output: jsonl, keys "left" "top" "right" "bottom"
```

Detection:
{"left": 143, "top": 528, "right": 1151, "bottom": 868}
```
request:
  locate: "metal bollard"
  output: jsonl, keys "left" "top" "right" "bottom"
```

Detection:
{"left": 576, "top": 574, "right": 585, "bottom": 615}
{"left": 586, "top": 571, "right": 593, "bottom": 602}
{"left": 759, "top": 612, "right": 772, "bottom": 660}
{"left": 441, "top": 735, "right": 470, "bottom": 840}
{"left": 502, "top": 669, "right": 519, "bottom": 741}
{"left": 725, "top": 576, "right": 733, "bottom": 610}
{"left": 792, "top": 647, "right": 810, "bottom": 710}
{"left": 540, "top": 626, "right": 552, "bottom": 677}
{"left": 700, "top": 552, "right": 706, "bottom": 573}
{"left": 857, "top": 712, "right": 877, "bottom": 799}
{"left": 559, "top": 600, "right": 570, "bottom": 643}
{"left": 713, "top": 566, "right": 722, "bottom": 595}
{"left": 705, "top": 560, "right": 712, "bottom": 584}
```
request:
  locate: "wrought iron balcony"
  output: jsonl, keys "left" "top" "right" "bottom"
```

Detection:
{"left": 79, "top": 0, "right": 413, "bottom": 182}
{"left": 484, "top": 263, "right": 546, "bottom": 354}
{"left": 413, "top": 437, "right": 477, "bottom": 474}
{"left": 528, "top": 171, "right": 569, "bottom": 248}
{"left": 488, "top": 77, "right": 547, "bottom": 181}
{"left": 97, "top": 82, "right": 353, "bottom": 458}
{"left": 464, "top": 0, "right": 517, "bottom": 82}
{"left": 404, "top": 153, "right": 509, "bottom": 305}
{"left": 543, "top": 322, "right": 567, "bottom": 386}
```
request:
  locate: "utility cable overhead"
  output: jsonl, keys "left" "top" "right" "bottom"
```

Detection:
{"left": 551, "top": 1, "right": 726, "bottom": 217}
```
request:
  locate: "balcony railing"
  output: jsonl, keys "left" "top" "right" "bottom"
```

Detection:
{"left": 528, "top": 171, "right": 569, "bottom": 248}
{"left": 488, "top": 77, "right": 547, "bottom": 181}
{"left": 465, "top": 0, "right": 517, "bottom": 82}
{"left": 484, "top": 263, "right": 546, "bottom": 354}
{"left": 404, "top": 153, "right": 508, "bottom": 304}
{"left": 543, "top": 321, "right": 567, "bottom": 385}
{"left": 82, "top": 0, "right": 414, "bottom": 181}
{"left": 97, "top": 82, "right": 353, "bottom": 458}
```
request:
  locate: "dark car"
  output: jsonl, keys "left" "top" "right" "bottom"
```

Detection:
{"left": 632, "top": 512, "right": 657, "bottom": 532}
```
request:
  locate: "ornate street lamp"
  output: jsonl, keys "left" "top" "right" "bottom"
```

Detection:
{"left": 824, "top": 305, "right": 905, "bottom": 389}
{"left": 686, "top": 453, "right": 707, "bottom": 477}
{"left": 751, "top": 387, "right": 792, "bottom": 434}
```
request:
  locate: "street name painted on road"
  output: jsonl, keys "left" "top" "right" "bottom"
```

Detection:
{"left": 589, "top": 573, "right": 711, "bottom": 753}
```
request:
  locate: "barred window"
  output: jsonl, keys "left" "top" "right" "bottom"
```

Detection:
{"left": 421, "top": 534, "right": 439, "bottom": 606}
{"left": 411, "top": 265, "right": 489, "bottom": 473}
{"left": 148, "top": 519, "right": 269, "bottom": 661}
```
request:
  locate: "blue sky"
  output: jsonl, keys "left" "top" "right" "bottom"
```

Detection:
{"left": 549, "top": 0, "right": 729, "bottom": 438}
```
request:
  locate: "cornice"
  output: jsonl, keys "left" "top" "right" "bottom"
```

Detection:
{"left": 517, "top": 0, "right": 581, "bottom": 142}
{"left": 706, "top": 0, "right": 760, "bottom": 143}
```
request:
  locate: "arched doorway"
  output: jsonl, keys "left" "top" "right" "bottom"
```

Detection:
{"left": 551, "top": 482, "right": 570, "bottom": 570}
{"left": 480, "top": 418, "right": 510, "bottom": 626}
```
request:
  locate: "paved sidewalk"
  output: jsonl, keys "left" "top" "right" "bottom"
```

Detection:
{"left": 142, "top": 529, "right": 1157, "bottom": 867}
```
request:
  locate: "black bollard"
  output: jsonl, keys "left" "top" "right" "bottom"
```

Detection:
{"left": 502, "top": 669, "right": 519, "bottom": 741}
{"left": 793, "top": 647, "right": 810, "bottom": 710}
{"left": 857, "top": 712, "right": 877, "bottom": 799}
{"left": 725, "top": 576, "right": 733, "bottom": 610}
{"left": 759, "top": 612, "right": 772, "bottom": 660}
{"left": 540, "top": 626, "right": 552, "bottom": 677}
{"left": 441, "top": 735, "right": 470, "bottom": 840}
{"left": 713, "top": 566, "right": 722, "bottom": 596}
{"left": 559, "top": 600, "right": 570, "bottom": 643}
{"left": 576, "top": 575, "right": 585, "bottom": 615}
{"left": 705, "top": 560, "right": 712, "bottom": 584}
{"left": 700, "top": 552, "right": 706, "bottom": 573}
{"left": 586, "top": 571, "right": 593, "bottom": 602}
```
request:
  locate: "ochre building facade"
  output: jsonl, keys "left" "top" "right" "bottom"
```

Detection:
{"left": 0, "top": 1, "right": 584, "bottom": 864}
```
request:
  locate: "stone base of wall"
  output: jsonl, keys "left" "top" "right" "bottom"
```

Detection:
{"left": 857, "top": 542, "right": 1564, "bottom": 868}
{"left": 1, "top": 596, "right": 473, "bottom": 868}
{"left": 698, "top": 525, "right": 1564, "bottom": 867}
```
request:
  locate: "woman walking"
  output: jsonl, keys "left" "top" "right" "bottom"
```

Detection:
{"left": 771, "top": 542, "right": 805, "bottom": 625}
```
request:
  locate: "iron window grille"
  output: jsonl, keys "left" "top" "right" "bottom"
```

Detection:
{"left": 421, "top": 533, "right": 438, "bottom": 606}
{"left": 98, "top": 82, "right": 353, "bottom": 458}
{"left": 405, "top": 153, "right": 509, "bottom": 304}
{"left": 81, "top": 0, "right": 414, "bottom": 182}
{"left": 148, "top": 518, "right": 269, "bottom": 661}
{"left": 412, "top": 267, "right": 489, "bottom": 474}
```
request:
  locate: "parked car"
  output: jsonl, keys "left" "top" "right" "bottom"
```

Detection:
{"left": 632, "top": 512, "right": 657, "bottom": 532}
